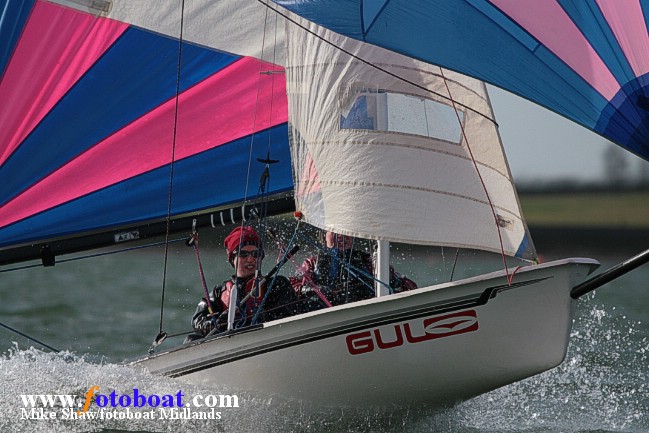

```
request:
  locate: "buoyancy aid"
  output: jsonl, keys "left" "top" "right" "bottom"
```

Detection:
{"left": 219, "top": 277, "right": 267, "bottom": 318}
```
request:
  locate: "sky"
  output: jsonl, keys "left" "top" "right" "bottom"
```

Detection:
{"left": 487, "top": 85, "right": 623, "bottom": 184}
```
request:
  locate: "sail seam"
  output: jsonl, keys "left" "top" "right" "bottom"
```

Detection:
{"left": 284, "top": 63, "right": 493, "bottom": 121}
{"left": 303, "top": 140, "right": 513, "bottom": 180}
{"left": 297, "top": 179, "right": 522, "bottom": 219}
{"left": 310, "top": 135, "right": 462, "bottom": 147}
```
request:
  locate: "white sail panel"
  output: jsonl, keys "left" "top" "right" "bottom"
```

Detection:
{"left": 51, "top": 0, "right": 286, "bottom": 64}
{"left": 285, "top": 15, "right": 535, "bottom": 259}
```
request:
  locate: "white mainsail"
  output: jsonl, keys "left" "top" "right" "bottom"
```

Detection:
{"left": 285, "top": 14, "right": 535, "bottom": 260}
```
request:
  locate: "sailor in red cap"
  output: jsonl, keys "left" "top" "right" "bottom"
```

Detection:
{"left": 223, "top": 225, "right": 264, "bottom": 274}
{"left": 189, "top": 225, "right": 300, "bottom": 340}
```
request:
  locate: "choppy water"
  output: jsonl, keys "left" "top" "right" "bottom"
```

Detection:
{"left": 1, "top": 234, "right": 648, "bottom": 433}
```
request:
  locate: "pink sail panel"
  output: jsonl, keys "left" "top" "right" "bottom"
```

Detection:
{"left": 490, "top": 0, "right": 620, "bottom": 101}
{"left": 0, "top": 56, "right": 287, "bottom": 229}
{"left": 596, "top": 0, "right": 649, "bottom": 78}
{"left": 296, "top": 150, "right": 321, "bottom": 197}
{"left": 0, "top": 0, "right": 128, "bottom": 166}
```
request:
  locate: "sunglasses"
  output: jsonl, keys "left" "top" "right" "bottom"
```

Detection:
{"left": 235, "top": 249, "right": 262, "bottom": 259}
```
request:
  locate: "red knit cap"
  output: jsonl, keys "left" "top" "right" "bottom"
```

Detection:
{"left": 224, "top": 226, "right": 263, "bottom": 264}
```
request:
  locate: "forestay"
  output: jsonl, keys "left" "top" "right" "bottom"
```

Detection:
{"left": 285, "top": 14, "right": 535, "bottom": 259}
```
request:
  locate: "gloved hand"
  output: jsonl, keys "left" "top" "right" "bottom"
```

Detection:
{"left": 200, "top": 317, "right": 217, "bottom": 335}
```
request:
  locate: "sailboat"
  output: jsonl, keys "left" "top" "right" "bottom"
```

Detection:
{"left": 1, "top": 0, "right": 647, "bottom": 408}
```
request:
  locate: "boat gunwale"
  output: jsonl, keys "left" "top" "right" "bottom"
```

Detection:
{"left": 131, "top": 257, "right": 599, "bottom": 375}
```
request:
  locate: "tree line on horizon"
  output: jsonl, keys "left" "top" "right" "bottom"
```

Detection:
{"left": 517, "top": 144, "right": 649, "bottom": 194}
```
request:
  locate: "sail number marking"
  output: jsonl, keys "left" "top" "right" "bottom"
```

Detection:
{"left": 114, "top": 230, "right": 140, "bottom": 243}
{"left": 345, "top": 310, "right": 478, "bottom": 355}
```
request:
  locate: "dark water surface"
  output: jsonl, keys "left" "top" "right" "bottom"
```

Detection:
{"left": 1, "top": 234, "right": 647, "bottom": 432}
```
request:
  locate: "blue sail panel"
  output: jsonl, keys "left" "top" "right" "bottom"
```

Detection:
{"left": 0, "top": 0, "right": 35, "bottom": 77}
{"left": 274, "top": 0, "right": 649, "bottom": 162}
{"left": 0, "top": 125, "right": 293, "bottom": 249}
{"left": 0, "top": 1, "right": 292, "bottom": 258}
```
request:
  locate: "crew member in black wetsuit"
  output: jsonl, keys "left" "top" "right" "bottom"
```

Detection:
{"left": 188, "top": 226, "right": 299, "bottom": 341}
{"left": 292, "top": 230, "right": 417, "bottom": 311}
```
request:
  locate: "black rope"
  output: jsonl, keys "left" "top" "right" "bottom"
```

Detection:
{"left": 0, "top": 239, "right": 186, "bottom": 274}
{"left": 0, "top": 321, "right": 59, "bottom": 353}
{"left": 449, "top": 248, "right": 460, "bottom": 282}
{"left": 158, "top": 0, "right": 186, "bottom": 338}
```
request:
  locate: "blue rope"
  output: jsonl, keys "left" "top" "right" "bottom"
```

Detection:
{"left": 250, "top": 220, "right": 301, "bottom": 325}
{"left": 295, "top": 231, "right": 391, "bottom": 294}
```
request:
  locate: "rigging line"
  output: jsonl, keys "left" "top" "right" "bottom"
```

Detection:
{"left": 190, "top": 231, "right": 214, "bottom": 315}
{"left": 0, "top": 239, "right": 186, "bottom": 274}
{"left": 252, "top": 4, "right": 283, "bottom": 235}
{"left": 449, "top": 248, "right": 460, "bottom": 282}
{"left": 241, "top": 2, "right": 278, "bottom": 284}
{"left": 159, "top": 0, "right": 186, "bottom": 335}
{"left": 242, "top": 0, "right": 272, "bottom": 212}
{"left": 266, "top": 7, "right": 280, "bottom": 157}
{"left": 257, "top": 0, "right": 490, "bottom": 123}
{"left": 268, "top": 225, "right": 334, "bottom": 307}
{"left": 441, "top": 246, "right": 447, "bottom": 274}
{"left": 165, "top": 330, "right": 194, "bottom": 338}
{"left": 251, "top": 218, "right": 301, "bottom": 324}
{"left": 343, "top": 236, "right": 355, "bottom": 303}
{"left": 439, "top": 68, "right": 511, "bottom": 284}
{"left": 0, "top": 321, "right": 59, "bottom": 353}
{"left": 295, "top": 231, "right": 386, "bottom": 290}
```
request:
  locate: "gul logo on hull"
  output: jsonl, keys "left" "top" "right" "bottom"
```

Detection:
{"left": 345, "top": 310, "right": 479, "bottom": 355}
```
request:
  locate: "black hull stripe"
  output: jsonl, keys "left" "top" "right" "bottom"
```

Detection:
{"left": 158, "top": 277, "right": 551, "bottom": 378}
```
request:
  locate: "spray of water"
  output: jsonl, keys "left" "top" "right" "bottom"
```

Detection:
{"left": 448, "top": 295, "right": 649, "bottom": 433}
{"left": 1, "top": 294, "right": 647, "bottom": 433}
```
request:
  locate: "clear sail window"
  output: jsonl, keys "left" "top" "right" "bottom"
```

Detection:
{"left": 340, "top": 90, "right": 464, "bottom": 144}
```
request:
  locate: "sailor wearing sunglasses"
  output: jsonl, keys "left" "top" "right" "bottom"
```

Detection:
{"left": 188, "top": 226, "right": 300, "bottom": 341}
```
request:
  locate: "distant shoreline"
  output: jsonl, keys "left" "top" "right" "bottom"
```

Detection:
{"left": 528, "top": 225, "right": 649, "bottom": 258}
{"left": 519, "top": 190, "right": 649, "bottom": 230}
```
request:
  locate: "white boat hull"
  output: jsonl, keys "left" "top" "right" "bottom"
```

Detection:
{"left": 133, "top": 258, "right": 599, "bottom": 407}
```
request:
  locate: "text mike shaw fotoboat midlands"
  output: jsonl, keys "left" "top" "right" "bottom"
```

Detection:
{"left": 19, "top": 387, "right": 238, "bottom": 421}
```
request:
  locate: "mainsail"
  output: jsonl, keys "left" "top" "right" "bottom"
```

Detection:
{"left": 0, "top": 0, "right": 533, "bottom": 264}
{"left": 285, "top": 14, "right": 535, "bottom": 258}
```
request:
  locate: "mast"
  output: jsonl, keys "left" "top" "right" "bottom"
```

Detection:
{"left": 375, "top": 239, "right": 390, "bottom": 296}
{"left": 374, "top": 93, "right": 390, "bottom": 296}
